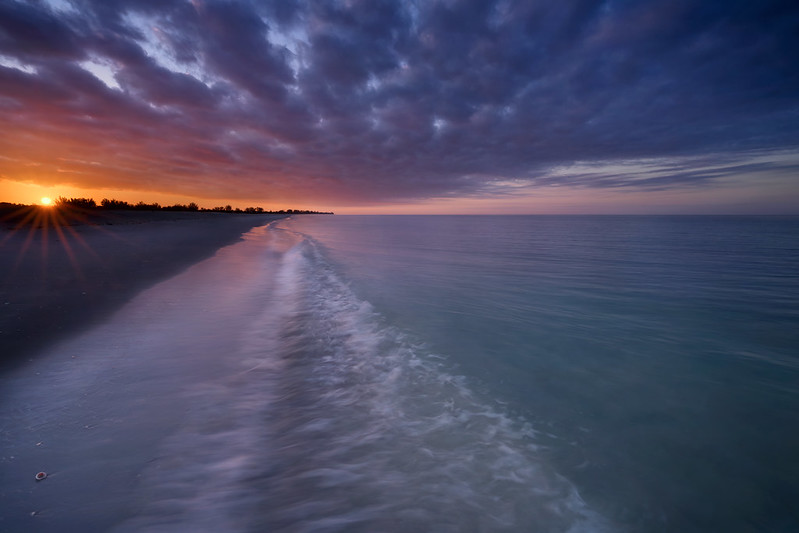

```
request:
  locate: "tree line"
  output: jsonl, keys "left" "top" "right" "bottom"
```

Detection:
{"left": 53, "top": 197, "right": 331, "bottom": 215}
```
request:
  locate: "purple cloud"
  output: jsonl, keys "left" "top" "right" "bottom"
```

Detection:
{"left": 0, "top": 0, "right": 797, "bottom": 205}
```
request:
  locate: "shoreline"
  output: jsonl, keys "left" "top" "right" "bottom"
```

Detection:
{"left": 0, "top": 211, "right": 286, "bottom": 369}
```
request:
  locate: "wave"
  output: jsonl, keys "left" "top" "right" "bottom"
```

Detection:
{"left": 245, "top": 228, "right": 611, "bottom": 532}
{"left": 115, "top": 223, "right": 612, "bottom": 532}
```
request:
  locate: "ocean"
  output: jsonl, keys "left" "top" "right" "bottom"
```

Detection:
{"left": 1, "top": 215, "right": 797, "bottom": 532}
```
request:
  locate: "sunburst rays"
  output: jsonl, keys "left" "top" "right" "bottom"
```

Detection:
{"left": 1, "top": 202, "right": 100, "bottom": 283}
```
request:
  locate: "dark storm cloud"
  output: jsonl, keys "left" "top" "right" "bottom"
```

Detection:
{"left": 0, "top": 0, "right": 797, "bottom": 204}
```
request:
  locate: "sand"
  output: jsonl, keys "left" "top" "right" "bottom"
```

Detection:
{"left": 0, "top": 210, "right": 286, "bottom": 368}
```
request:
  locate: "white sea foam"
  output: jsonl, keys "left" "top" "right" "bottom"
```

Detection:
{"left": 240, "top": 229, "right": 613, "bottom": 532}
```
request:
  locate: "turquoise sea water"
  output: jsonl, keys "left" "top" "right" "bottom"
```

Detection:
{"left": 275, "top": 215, "right": 799, "bottom": 531}
{"left": 2, "top": 215, "right": 797, "bottom": 532}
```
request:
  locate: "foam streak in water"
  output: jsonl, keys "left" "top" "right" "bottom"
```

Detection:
{"left": 246, "top": 232, "right": 612, "bottom": 532}
{"left": 1, "top": 221, "right": 613, "bottom": 532}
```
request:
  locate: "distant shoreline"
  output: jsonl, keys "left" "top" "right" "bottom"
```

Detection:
{"left": 0, "top": 202, "right": 329, "bottom": 229}
{"left": 0, "top": 211, "right": 287, "bottom": 368}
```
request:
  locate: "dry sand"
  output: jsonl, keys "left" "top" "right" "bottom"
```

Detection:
{"left": 0, "top": 210, "right": 286, "bottom": 368}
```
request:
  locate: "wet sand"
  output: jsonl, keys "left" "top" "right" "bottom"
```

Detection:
{"left": 0, "top": 210, "right": 285, "bottom": 368}
{"left": 0, "top": 221, "right": 295, "bottom": 532}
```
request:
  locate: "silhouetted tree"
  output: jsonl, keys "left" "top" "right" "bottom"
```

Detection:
{"left": 55, "top": 197, "right": 96, "bottom": 209}
{"left": 101, "top": 198, "right": 131, "bottom": 209}
{"left": 134, "top": 201, "right": 161, "bottom": 211}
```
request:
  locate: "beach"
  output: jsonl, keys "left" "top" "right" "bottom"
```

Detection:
{"left": 0, "top": 214, "right": 796, "bottom": 532}
{"left": 0, "top": 216, "right": 610, "bottom": 532}
{"left": 0, "top": 210, "right": 284, "bottom": 368}
{"left": 0, "top": 218, "right": 297, "bottom": 532}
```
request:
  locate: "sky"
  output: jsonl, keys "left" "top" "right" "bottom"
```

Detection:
{"left": 0, "top": 0, "right": 798, "bottom": 214}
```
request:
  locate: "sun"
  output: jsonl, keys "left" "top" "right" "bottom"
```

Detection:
{"left": 40, "top": 197, "right": 53, "bottom": 206}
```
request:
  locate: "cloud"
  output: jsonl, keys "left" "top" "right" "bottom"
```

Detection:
{"left": 0, "top": 0, "right": 798, "bottom": 206}
{"left": 0, "top": 1, "right": 85, "bottom": 60}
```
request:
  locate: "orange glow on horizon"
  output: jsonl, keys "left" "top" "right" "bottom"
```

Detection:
{"left": 3, "top": 174, "right": 797, "bottom": 216}
{"left": 40, "top": 196, "right": 52, "bottom": 206}
{"left": 0, "top": 179, "right": 316, "bottom": 213}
